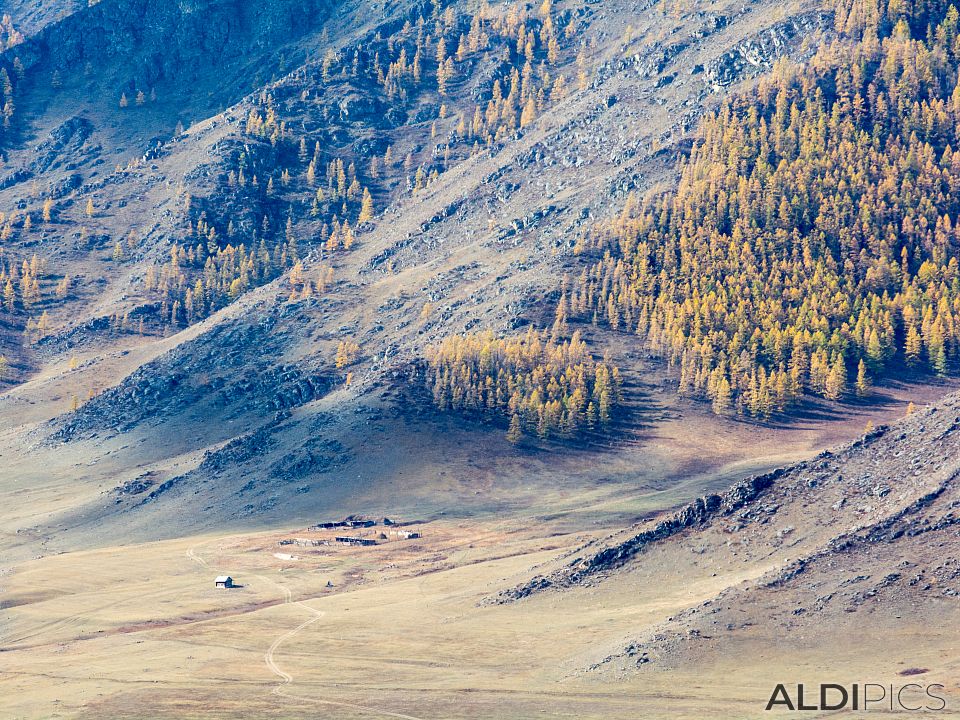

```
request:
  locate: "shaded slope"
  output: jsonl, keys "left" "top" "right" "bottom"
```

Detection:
{"left": 494, "top": 386, "right": 960, "bottom": 684}
{"left": 1, "top": 0, "right": 932, "bottom": 560}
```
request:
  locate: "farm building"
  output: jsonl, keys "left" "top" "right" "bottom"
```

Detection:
{"left": 215, "top": 576, "right": 234, "bottom": 588}
{"left": 335, "top": 536, "right": 377, "bottom": 546}
{"left": 313, "top": 521, "right": 349, "bottom": 529}
{"left": 313, "top": 516, "right": 377, "bottom": 530}
{"left": 347, "top": 519, "right": 376, "bottom": 528}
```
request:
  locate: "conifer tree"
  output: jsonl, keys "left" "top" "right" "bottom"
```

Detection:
{"left": 507, "top": 412, "right": 523, "bottom": 443}
{"left": 358, "top": 188, "right": 375, "bottom": 224}
{"left": 856, "top": 360, "right": 870, "bottom": 397}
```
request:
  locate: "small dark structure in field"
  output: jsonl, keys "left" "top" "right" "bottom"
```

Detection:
{"left": 313, "top": 516, "right": 377, "bottom": 530}
{"left": 335, "top": 536, "right": 377, "bottom": 546}
{"left": 215, "top": 576, "right": 234, "bottom": 588}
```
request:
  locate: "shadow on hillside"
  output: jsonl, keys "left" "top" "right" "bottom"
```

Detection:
{"left": 737, "top": 371, "right": 959, "bottom": 431}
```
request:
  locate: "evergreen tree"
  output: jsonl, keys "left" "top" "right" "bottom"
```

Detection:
{"left": 507, "top": 412, "right": 523, "bottom": 443}
{"left": 358, "top": 188, "right": 375, "bottom": 224}
{"left": 856, "top": 360, "right": 870, "bottom": 397}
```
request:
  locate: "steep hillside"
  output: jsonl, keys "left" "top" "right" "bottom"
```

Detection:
{"left": 3, "top": 0, "right": 898, "bottom": 555}
{"left": 565, "top": 0, "right": 960, "bottom": 421}
{"left": 503, "top": 394, "right": 960, "bottom": 604}
{"left": 3, "top": 0, "right": 960, "bottom": 717}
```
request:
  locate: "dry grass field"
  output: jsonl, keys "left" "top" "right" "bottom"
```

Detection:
{"left": 4, "top": 0, "right": 960, "bottom": 716}
{"left": 4, "top": 370, "right": 960, "bottom": 719}
{"left": 6, "top": 507, "right": 960, "bottom": 720}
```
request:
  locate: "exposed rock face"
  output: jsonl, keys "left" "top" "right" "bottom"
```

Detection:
{"left": 496, "top": 467, "right": 788, "bottom": 602}
{"left": 499, "top": 393, "right": 960, "bottom": 644}
{"left": 31, "top": 116, "right": 93, "bottom": 175}
{"left": 3, "top": 0, "right": 337, "bottom": 110}
{"left": 599, "top": 428, "right": 960, "bottom": 675}
{"left": 704, "top": 11, "right": 834, "bottom": 90}
{"left": 2, "top": 0, "right": 86, "bottom": 37}
{"left": 49, "top": 318, "right": 332, "bottom": 441}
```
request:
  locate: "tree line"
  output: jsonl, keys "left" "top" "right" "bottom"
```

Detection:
{"left": 562, "top": 0, "right": 960, "bottom": 418}
{"left": 427, "top": 328, "right": 621, "bottom": 441}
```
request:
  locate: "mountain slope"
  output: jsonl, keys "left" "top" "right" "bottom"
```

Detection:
{"left": 3, "top": 0, "right": 960, "bottom": 717}
{"left": 2, "top": 0, "right": 891, "bottom": 552}
{"left": 499, "top": 388, "right": 960, "bottom": 692}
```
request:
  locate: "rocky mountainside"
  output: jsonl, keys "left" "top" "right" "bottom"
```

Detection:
{"left": 5, "top": 1, "right": 960, "bottom": 717}
{"left": 495, "top": 388, "right": 960, "bottom": 679}
{"left": 0, "top": 0, "right": 955, "bottom": 578}
{"left": 0, "top": 0, "right": 860, "bottom": 553}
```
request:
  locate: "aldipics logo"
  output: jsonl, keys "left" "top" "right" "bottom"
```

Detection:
{"left": 766, "top": 683, "right": 947, "bottom": 712}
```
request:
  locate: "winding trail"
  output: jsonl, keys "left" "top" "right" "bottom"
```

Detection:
{"left": 185, "top": 543, "right": 425, "bottom": 718}
{"left": 263, "top": 602, "right": 324, "bottom": 685}
{"left": 185, "top": 545, "right": 208, "bottom": 568}
{"left": 256, "top": 574, "right": 427, "bottom": 720}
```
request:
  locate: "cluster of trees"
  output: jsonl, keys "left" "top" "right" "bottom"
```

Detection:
{"left": 1, "top": 196, "right": 62, "bottom": 239}
{"left": 106, "top": 310, "right": 140, "bottom": 334}
{"left": 243, "top": 101, "right": 284, "bottom": 144}
{"left": 0, "top": 15, "right": 24, "bottom": 51}
{"left": 143, "top": 234, "right": 309, "bottom": 326}
{"left": 118, "top": 88, "right": 156, "bottom": 108}
{"left": 0, "top": 250, "right": 64, "bottom": 345}
{"left": 0, "top": 15, "right": 24, "bottom": 141}
{"left": 0, "top": 56, "right": 23, "bottom": 136}
{"left": 140, "top": 143, "right": 361, "bottom": 327}
{"left": 234, "top": 94, "right": 377, "bottom": 235}
{"left": 0, "top": 252, "right": 49, "bottom": 313}
{"left": 24, "top": 309, "right": 52, "bottom": 339}
{"left": 564, "top": 0, "right": 960, "bottom": 417}
{"left": 1, "top": 210, "right": 23, "bottom": 240}
{"left": 150, "top": 0, "right": 587, "bottom": 334}
{"left": 427, "top": 328, "right": 621, "bottom": 441}
{"left": 289, "top": 260, "right": 334, "bottom": 301}
{"left": 243, "top": 103, "right": 369, "bottom": 199}
{"left": 392, "top": 2, "right": 579, "bottom": 149}
{"left": 447, "top": 6, "right": 584, "bottom": 146}
{"left": 335, "top": 339, "right": 360, "bottom": 369}
{"left": 319, "top": 0, "right": 583, "bottom": 198}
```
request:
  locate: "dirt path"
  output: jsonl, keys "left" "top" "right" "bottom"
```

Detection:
{"left": 262, "top": 599, "right": 323, "bottom": 685}
{"left": 254, "top": 572, "right": 427, "bottom": 720}
{"left": 183, "top": 541, "right": 432, "bottom": 718}
{"left": 185, "top": 545, "right": 208, "bottom": 568}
